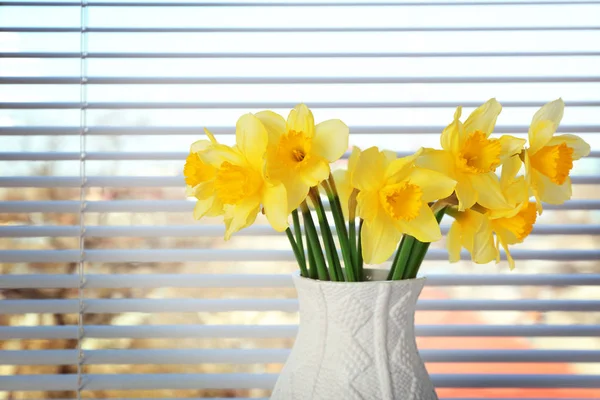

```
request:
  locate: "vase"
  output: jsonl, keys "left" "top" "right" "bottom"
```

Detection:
{"left": 271, "top": 268, "right": 438, "bottom": 400}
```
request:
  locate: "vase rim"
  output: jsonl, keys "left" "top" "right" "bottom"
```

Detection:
{"left": 294, "top": 267, "right": 426, "bottom": 285}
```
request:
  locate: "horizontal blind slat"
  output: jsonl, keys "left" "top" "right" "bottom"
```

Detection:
{"left": 3, "top": 1, "right": 598, "bottom": 6}
{"left": 1, "top": 249, "right": 598, "bottom": 263}
{"left": 3, "top": 274, "right": 600, "bottom": 289}
{"left": 1, "top": 373, "right": 599, "bottom": 391}
{"left": 1, "top": 200, "right": 597, "bottom": 213}
{"left": 3, "top": 349, "right": 600, "bottom": 366}
{"left": 1, "top": 125, "right": 596, "bottom": 135}
{"left": 2, "top": 299, "right": 600, "bottom": 314}
{"left": 0, "top": 175, "right": 597, "bottom": 187}
{"left": 3, "top": 100, "right": 600, "bottom": 109}
{"left": 3, "top": 26, "right": 600, "bottom": 32}
{"left": 2, "top": 224, "right": 598, "bottom": 238}
{"left": 3, "top": 324, "right": 600, "bottom": 340}
{"left": 3, "top": 76, "right": 600, "bottom": 84}
{"left": 2, "top": 150, "right": 600, "bottom": 161}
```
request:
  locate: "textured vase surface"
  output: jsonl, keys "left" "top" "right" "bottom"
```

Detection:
{"left": 271, "top": 268, "right": 438, "bottom": 400}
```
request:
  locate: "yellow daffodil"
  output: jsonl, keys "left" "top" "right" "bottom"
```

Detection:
{"left": 254, "top": 104, "right": 349, "bottom": 212}
{"left": 447, "top": 208, "right": 497, "bottom": 265}
{"left": 183, "top": 138, "right": 222, "bottom": 218}
{"left": 353, "top": 147, "right": 456, "bottom": 264}
{"left": 332, "top": 146, "right": 361, "bottom": 218}
{"left": 198, "top": 115, "right": 288, "bottom": 239}
{"left": 523, "top": 98, "right": 590, "bottom": 212}
{"left": 417, "top": 99, "right": 526, "bottom": 211}
{"left": 448, "top": 155, "right": 537, "bottom": 269}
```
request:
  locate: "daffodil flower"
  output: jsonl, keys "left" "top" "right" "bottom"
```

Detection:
{"left": 523, "top": 98, "right": 590, "bottom": 213}
{"left": 448, "top": 156, "right": 537, "bottom": 270}
{"left": 198, "top": 115, "right": 288, "bottom": 239}
{"left": 353, "top": 147, "right": 456, "bottom": 264}
{"left": 417, "top": 99, "right": 526, "bottom": 211}
{"left": 255, "top": 104, "right": 350, "bottom": 212}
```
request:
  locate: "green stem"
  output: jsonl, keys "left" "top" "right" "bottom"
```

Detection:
{"left": 300, "top": 201, "right": 330, "bottom": 281}
{"left": 403, "top": 207, "right": 447, "bottom": 280}
{"left": 357, "top": 219, "right": 364, "bottom": 281}
{"left": 306, "top": 234, "right": 318, "bottom": 279}
{"left": 391, "top": 235, "right": 416, "bottom": 281}
{"left": 309, "top": 188, "right": 343, "bottom": 281}
{"left": 348, "top": 189, "right": 358, "bottom": 268}
{"left": 322, "top": 179, "right": 356, "bottom": 282}
{"left": 286, "top": 227, "right": 308, "bottom": 277}
{"left": 387, "top": 235, "right": 407, "bottom": 280}
{"left": 292, "top": 209, "right": 305, "bottom": 266}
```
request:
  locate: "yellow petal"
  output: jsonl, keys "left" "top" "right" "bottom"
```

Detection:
{"left": 236, "top": 113, "right": 268, "bottom": 171}
{"left": 447, "top": 221, "right": 462, "bottom": 263}
{"left": 440, "top": 106, "right": 464, "bottom": 152}
{"left": 286, "top": 103, "right": 315, "bottom": 138}
{"left": 193, "top": 180, "right": 215, "bottom": 200}
{"left": 528, "top": 98, "right": 564, "bottom": 154}
{"left": 500, "top": 155, "right": 523, "bottom": 188}
{"left": 190, "top": 139, "right": 211, "bottom": 153}
{"left": 285, "top": 175, "right": 311, "bottom": 212}
{"left": 262, "top": 181, "right": 289, "bottom": 232}
{"left": 223, "top": 195, "right": 261, "bottom": 240}
{"left": 547, "top": 134, "right": 590, "bottom": 160}
{"left": 360, "top": 214, "right": 401, "bottom": 264}
{"left": 193, "top": 196, "right": 222, "bottom": 220}
{"left": 199, "top": 144, "right": 245, "bottom": 168}
{"left": 470, "top": 172, "right": 510, "bottom": 210}
{"left": 396, "top": 203, "right": 442, "bottom": 243}
{"left": 254, "top": 110, "right": 287, "bottom": 144}
{"left": 498, "top": 135, "right": 526, "bottom": 164}
{"left": 406, "top": 167, "right": 456, "bottom": 203}
{"left": 497, "top": 236, "right": 516, "bottom": 270}
{"left": 455, "top": 173, "right": 477, "bottom": 211}
{"left": 382, "top": 149, "right": 397, "bottom": 164}
{"left": 204, "top": 127, "right": 218, "bottom": 144}
{"left": 415, "top": 148, "right": 456, "bottom": 178}
{"left": 352, "top": 146, "right": 387, "bottom": 191}
{"left": 385, "top": 149, "right": 423, "bottom": 182}
{"left": 313, "top": 119, "right": 349, "bottom": 162}
{"left": 300, "top": 156, "right": 330, "bottom": 187}
{"left": 463, "top": 98, "right": 502, "bottom": 137}
{"left": 348, "top": 146, "right": 361, "bottom": 174}
{"left": 533, "top": 172, "right": 572, "bottom": 206}
{"left": 471, "top": 216, "right": 497, "bottom": 264}
{"left": 332, "top": 169, "right": 351, "bottom": 218}
{"left": 356, "top": 189, "right": 380, "bottom": 222}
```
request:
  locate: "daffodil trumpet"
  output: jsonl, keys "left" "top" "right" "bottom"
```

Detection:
{"left": 186, "top": 100, "right": 587, "bottom": 282}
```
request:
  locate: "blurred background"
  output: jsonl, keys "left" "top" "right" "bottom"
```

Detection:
{"left": 1, "top": 0, "right": 600, "bottom": 398}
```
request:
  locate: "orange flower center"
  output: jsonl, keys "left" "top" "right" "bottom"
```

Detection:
{"left": 493, "top": 202, "right": 538, "bottom": 242}
{"left": 529, "top": 143, "right": 574, "bottom": 185}
{"left": 214, "top": 161, "right": 260, "bottom": 205}
{"left": 380, "top": 181, "right": 423, "bottom": 221}
{"left": 183, "top": 152, "right": 216, "bottom": 187}
{"left": 274, "top": 130, "right": 311, "bottom": 168}
{"left": 457, "top": 130, "right": 502, "bottom": 174}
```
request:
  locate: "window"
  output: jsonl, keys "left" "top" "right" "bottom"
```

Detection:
{"left": 1, "top": 0, "right": 599, "bottom": 398}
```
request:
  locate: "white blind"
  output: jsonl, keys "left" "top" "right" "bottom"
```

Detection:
{"left": 1, "top": 0, "right": 599, "bottom": 399}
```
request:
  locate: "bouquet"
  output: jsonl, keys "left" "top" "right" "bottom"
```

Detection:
{"left": 184, "top": 99, "right": 589, "bottom": 281}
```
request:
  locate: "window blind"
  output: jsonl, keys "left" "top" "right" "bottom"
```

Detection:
{"left": 1, "top": 0, "right": 599, "bottom": 399}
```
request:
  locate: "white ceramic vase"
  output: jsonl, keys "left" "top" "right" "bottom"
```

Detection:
{"left": 271, "top": 268, "right": 438, "bottom": 400}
